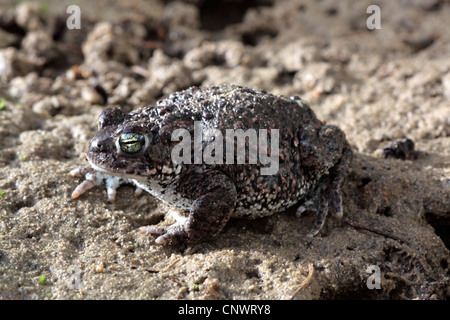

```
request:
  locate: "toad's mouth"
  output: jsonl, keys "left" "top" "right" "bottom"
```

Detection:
{"left": 85, "top": 155, "right": 111, "bottom": 174}
{"left": 85, "top": 151, "right": 145, "bottom": 180}
{"left": 86, "top": 150, "right": 181, "bottom": 181}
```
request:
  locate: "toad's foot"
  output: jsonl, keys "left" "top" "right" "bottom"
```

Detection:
{"left": 140, "top": 210, "right": 189, "bottom": 245}
{"left": 70, "top": 166, "right": 143, "bottom": 202}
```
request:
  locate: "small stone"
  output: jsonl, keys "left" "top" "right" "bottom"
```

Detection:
{"left": 0, "top": 48, "right": 36, "bottom": 83}
{"left": 81, "top": 87, "right": 104, "bottom": 105}
{"left": 15, "top": 3, "right": 45, "bottom": 31}
{"left": 382, "top": 138, "right": 416, "bottom": 160}
{"left": 21, "top": 30, "right": 58, "bottom": 66}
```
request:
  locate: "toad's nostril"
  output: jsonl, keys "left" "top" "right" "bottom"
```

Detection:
{"left": 90, "top": 137, "right": 107, "bottom": 152}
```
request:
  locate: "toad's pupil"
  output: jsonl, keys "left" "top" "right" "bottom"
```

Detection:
{"left": 119, "top": 132, "right": 145, "bottom": 154}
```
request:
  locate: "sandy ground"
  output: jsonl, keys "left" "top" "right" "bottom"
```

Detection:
{"left": 0, "top": 0, "right": 449, "bottom": 300}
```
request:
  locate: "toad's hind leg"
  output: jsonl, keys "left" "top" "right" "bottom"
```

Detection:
{"left": 307, "top": 141, "right": 352, "bottom": 237}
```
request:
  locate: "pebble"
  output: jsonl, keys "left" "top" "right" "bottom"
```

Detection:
{"left": 81, "top": 87, "right": 104, "bottom": 105}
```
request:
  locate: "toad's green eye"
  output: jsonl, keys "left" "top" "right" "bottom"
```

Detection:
{"left": 118, "top": 132, "right": 147, "bottom": 154}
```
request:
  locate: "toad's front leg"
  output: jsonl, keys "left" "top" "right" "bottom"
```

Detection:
{"left": 141, "top": 173, "right": 237, "bottom": 244}
{"left": 70, "top": 166, "right": 143, "bottom": 202}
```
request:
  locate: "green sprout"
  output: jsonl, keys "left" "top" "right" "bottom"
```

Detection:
{"left": 38, "top": 275, "right": 46, "bottom": 284}
{"left": 0, "top": 98, "right": 5, "bottom": 111}
{"left": 0, "top": 189, "right": 5, "bottom": 196}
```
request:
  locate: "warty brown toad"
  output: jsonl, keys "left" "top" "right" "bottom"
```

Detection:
{"left": 71, "top": 85, "right": 352, "bottom": 244}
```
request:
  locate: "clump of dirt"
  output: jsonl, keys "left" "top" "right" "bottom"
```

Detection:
{"left": 0, "top": 0, "right": 449, "bottom": 300}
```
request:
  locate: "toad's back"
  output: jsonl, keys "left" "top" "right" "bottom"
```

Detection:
{"left": 143, "top": 85, "right": 334, "bottom": 218}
